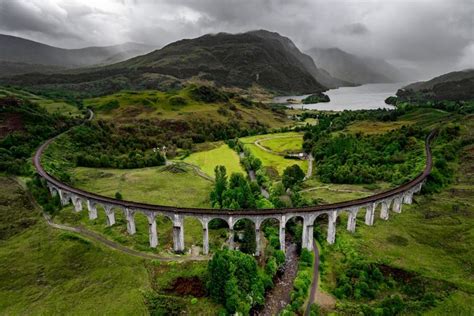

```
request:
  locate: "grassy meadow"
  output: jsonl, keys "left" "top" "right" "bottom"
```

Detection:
{"left": 183, "top": 143, "right": 245, "bottom": 177}
{"left": 0, "top": 86, "right": 82, "bottom": 117}
{"left": 83, "top": 88, "right": 289, "bottom": 128}
{"left": 240, "top": 132, "right": 307, "bottom": 176}
{"left": 72, "top": 164, "right": 213, "bottom": 208}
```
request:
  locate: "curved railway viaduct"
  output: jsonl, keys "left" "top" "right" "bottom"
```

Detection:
{"left": 34, "top": 131, "right": 435, "bottom": 256}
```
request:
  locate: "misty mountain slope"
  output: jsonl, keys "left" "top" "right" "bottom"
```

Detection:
{"left": 247, "top": 30, "right": 350, "bottom": 88}
{"left": 307, "top": 47, "right": 402, "bottom": 85}
{"left": 397, "top": 69, "right": 474, "bottom": 101}
{"left": 0, "top": 34, "right": 153, "bottom": 70}
{"left": 111, "top": 30, "right": 327, "bottom": 94}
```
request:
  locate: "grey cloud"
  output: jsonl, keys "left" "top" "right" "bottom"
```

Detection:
{"left": 334, "top": 23, "right": 369, "bottom": 36}
{"left": 0, "top": 0, "right": 472, "bottom": 78}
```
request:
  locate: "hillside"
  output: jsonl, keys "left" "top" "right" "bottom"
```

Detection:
{"left": 1, "top": 31, "right": 351, "bottom": 95}
{"left": 0, "top": 34, "right": 153, "bottom": 76}
{"left": 112, "top": 30, "right": 331, "bottom": 94}
{"left": 247, "top": 30, "right": 350, "bottom": 88}
{"left": 307, "top": 47, "right": 402, "bottom": 85}
{"left": 397, "top": 69, "right": 474, "bottom": 101}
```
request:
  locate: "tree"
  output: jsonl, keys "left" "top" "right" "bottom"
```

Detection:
{"left": 115, "top": 192, "right": 123, "bottom": 200}
{"left": 207, "top": 249, "right": 264, "bottom": 314}
{"left": 282, "top": 164, "right": 305, "bottom": 190}
{"left": 210, "top": 165, "right": 227, "bottom": 208}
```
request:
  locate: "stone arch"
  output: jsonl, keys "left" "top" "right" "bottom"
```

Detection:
{"left": 183, "top": 215, "right": 204, "bottom": 253}
{"left": 233, "top": 217, "right": 257, "bottom": 255}
{"left": 313, "top": 210, "right": 339, "bottom": 245}
{"left": 154, "top": 212, "right": 174, "bottom": 251}
{"left": 285, "top": 214, "right": 304, "bottom": 248}
{"left": 260, "top": 217, "right": 282, "bottom": 252}
{"left": 207, "top": 217, "right": 231, "bottom": 252}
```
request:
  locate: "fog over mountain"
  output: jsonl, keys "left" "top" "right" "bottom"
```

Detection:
{"left": 0, "top": 0, "right": 472, "bottom": 81}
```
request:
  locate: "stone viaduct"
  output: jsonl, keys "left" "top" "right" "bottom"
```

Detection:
{"left": 34, "top": 131, "right": 435, "bottom": 256}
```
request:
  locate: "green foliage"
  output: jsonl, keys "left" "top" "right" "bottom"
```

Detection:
{"left": 115, "top": 191, "right": 123, "bottom": 200}
{"left": 302, "top": 92, "right": 330, "bottom": 104}
{"left": 144, "top": 292, "right": 186, "bottom": 315}
{"left": 238, "top": 220, "right": 257, "bottom": 255}
{"left": 282, "top": 164, "right": 305, "bottom": 189}
{"left": 211, "top": 166, "right": 257, "bottom": 210}
{"left": 168, "top": 95, "right": 187, "bottom": 106}
{"left": 284, "top": 248, "right": 314, "bottom": 314}
{"left": 99, "top": 99, "right": 119, "bottom": 112}
{"left": 310, "top": 126, "right": 425, "bottom": 185}
{"left": 189, "top": 85, "right": 229, "bottom": 103}
{"left": 0, "top": 97, "right": 76, "bottom": 175}
{"left": 207, "top": 249, "right": 265, "bottom": 315}
{"left": 210, "top": 165, "right": 227, "bottom": 208}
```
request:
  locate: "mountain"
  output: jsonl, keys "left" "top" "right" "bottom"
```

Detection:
{"left": 396, "top": 69, "right": 474, "bottom": 101}
{"left": 111, "top": 30, "right": 331, "bottom": 94}
{"left": 246, "top": 30, "right": 350, "bottom": 88}
{"left": 0, "top": 34, "right": 153, "bottom": 76}
{"left": 307, "top": 47, "right": 403, "bottom": 85}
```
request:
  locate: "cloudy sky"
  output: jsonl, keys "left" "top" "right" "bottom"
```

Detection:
{"left": 0, "top": 0, "right": 472, "bottom": 79}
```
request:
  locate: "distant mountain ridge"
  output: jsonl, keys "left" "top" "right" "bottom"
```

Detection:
{"left": 1, "top": 30, "right": 352, "bottom": 95}
{"left": 0, "top": 34, "right": 154, "bottom": 76}
{"left": 111, "top": 30, "right": 336, "bottom": 94}
{"left": 397, "top": 69, "right": 474, "bottom": 101}
{"left": 307, "top": 47, "right": 403, "bottom": 85}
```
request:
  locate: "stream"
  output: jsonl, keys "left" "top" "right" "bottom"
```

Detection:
{"left": 253, "top": 243, "right": 299, "bottom": 316}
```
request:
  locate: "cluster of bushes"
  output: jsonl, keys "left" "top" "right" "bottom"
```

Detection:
{"left": 0, "top": 97, "right": 77, "bottom": 175}
{"left": 390, "top": 95, "right": 474, "bottom": 114}
{"left": 334, "top": 262, "right": 387, "bottom": 300}
{"left": 210, "top": 166, "right": 260, "bottom": 209}
{"left": 207, "top": 249, "right": 265, "bottom": 315}
{"left": 27, "top": 175, "right": 62, "bottom": 215}
{"left": 280, "top": 248, "right": 314, "bottom": 315}
{"left": 302, "top": 92, "right": 330, "bottom": 104}
{"left": 189, "top": 85, "right": 229, "bottom": 103}
{"left": 311, "top": 126, "right": 426, "bottom": 185}
{"left": 423, "top": 124, "right": 466, "bottom": 193}
{"left": 207, "top": 242, "right": 286, "bottom": 316}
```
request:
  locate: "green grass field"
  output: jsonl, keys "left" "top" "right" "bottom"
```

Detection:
{"left": 72, "top": 164, "right": 213, "bottom": 208}
{"left": 240, "top": 132, "right": 307, "bottom": 176}
{"left": 0, "top": 177, "right": 150, "bottom": 314}
{"left": 183, "top": 143, "right": 245, "bottom": 177}
{"left": 0, "top": 177, "right": 222, "bottom": 314}
{"left": 257, "top": 132, "right": 303, "bottom": 153}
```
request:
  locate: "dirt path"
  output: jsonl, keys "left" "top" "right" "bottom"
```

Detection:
{"left": 255, "top": 243, "right": 298, "bottom": 316}
{"left": 305, "top": 154, "right": 314, "bottom": 180}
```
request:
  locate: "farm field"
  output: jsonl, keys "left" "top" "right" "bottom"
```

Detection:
{"left": 240, "top": 132, "right": 307, "bottom": 176}
{"left": 182, "top": 143, "right": 245, "bottom": 177}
